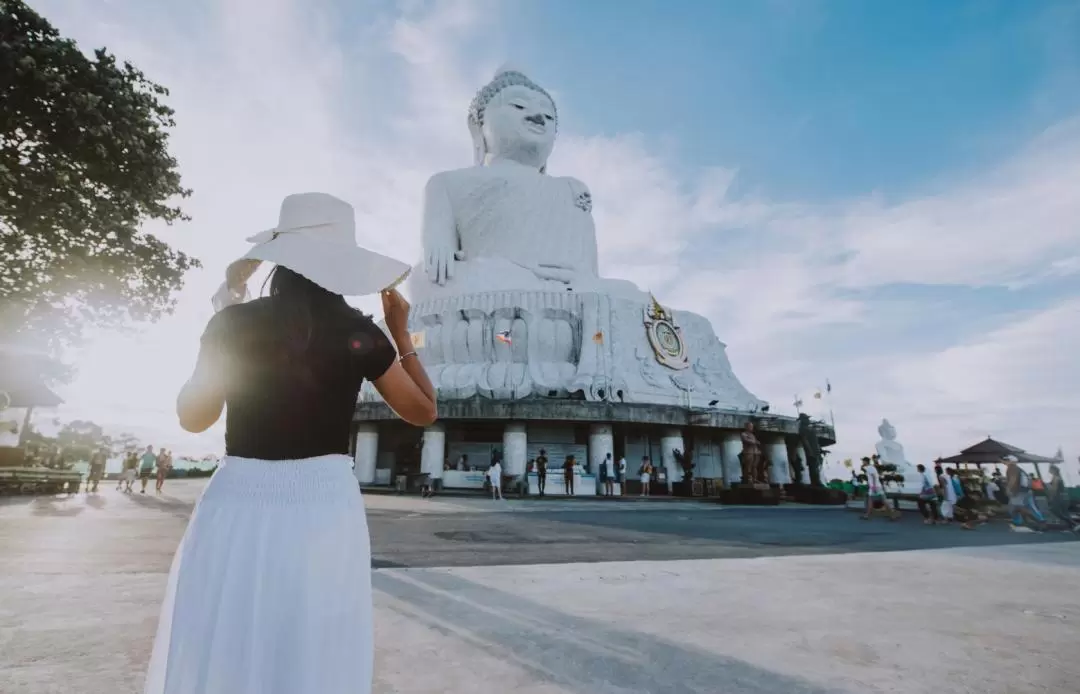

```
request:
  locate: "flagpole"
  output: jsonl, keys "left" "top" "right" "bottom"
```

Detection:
{"left": 826, "top": 378, "right": 835, "bottom": 429}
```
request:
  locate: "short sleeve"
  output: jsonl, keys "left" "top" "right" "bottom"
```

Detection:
{"left": 348, "top": 314, "right": 397, "bottom": 382}
{"left": 200, "top": 309, "right": 234, "bottom": 351}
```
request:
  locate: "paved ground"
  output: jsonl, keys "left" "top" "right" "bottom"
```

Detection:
{"left": 1, "top": 480, "right": 1078, "bottom": 693}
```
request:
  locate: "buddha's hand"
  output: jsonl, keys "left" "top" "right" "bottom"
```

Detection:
{"left": 531, "top": 264, "right": 575, "bottom": 283}
{"left": 425, "top": 247, "right": 466, "bottom": 285}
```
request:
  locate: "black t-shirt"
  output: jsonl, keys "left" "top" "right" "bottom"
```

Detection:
{"left": 202, "top": 297, "right": 397, "bottom": 460}
{"left": 536, "top": 456, "right": 547, "bottom": 475}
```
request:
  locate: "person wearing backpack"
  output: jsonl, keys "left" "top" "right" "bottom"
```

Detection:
{"left": 1004, "top": 455, "right": 1044, "bottom": 531}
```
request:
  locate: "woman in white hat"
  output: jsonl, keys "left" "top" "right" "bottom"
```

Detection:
{"left": 143, "top": 193, "right": 436, "bottom": 694}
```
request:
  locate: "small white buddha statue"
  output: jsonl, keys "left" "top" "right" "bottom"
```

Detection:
{"left": 409, "top": 65, "right": 642, "bottom": 302}
{"left": 874, "top": 418, "right": 919, "bottom": 490}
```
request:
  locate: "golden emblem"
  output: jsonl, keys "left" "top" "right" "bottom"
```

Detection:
{"left": 643, "top": 295, "right": 688, "bottom": 370}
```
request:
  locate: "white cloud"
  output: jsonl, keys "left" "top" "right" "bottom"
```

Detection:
{"left": 29, "top": 0, "right": 1080, "bottom": 478}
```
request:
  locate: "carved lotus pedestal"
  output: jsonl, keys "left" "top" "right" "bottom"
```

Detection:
{"left": 400, "top": 289, "right": 767, "bottom": 409}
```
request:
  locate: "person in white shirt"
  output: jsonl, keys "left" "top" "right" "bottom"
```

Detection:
{"left": 860, "top": 457, "right": 899, "bottom": 521}
{"left": 616, "top": 456, "right": 627, "bottom": 496}
{"left": 488, "top": 460, "right": 503, "bottom": 500}
{"left": 600, "top": 453, "right": 614, "bottom": 496}
{"left": 936, "top": 464, "right": 956, "bottom": 523}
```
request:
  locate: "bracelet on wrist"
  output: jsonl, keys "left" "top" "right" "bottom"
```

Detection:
{"left": 399, "top": 351, "right": 418, "bottom": 362}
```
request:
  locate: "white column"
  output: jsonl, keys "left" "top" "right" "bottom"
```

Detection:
{"left": 421, "top": 422, "right": 446, "bottom": 480}
{"left": 720, "top": 432, "right": 743, "bottom": 485}
{"left": 589, "top": 423, "right": 614, "bottom": 494}
{"left": 766, "top": 439, "right": 791, "bottom": 485}
{"left": 660, "top": 427, "right": 685, "bottom": 491}
{"left": 793, "top": 444, "right": 810, "bottom": 484}
{"left": 503, "top": 422, "right": 527, "bottom": 478}
{"left": 353, "top": 422, "right": 378, "bottom": 485}
{"left": 588, "top": 424, "right": 614, "bottom": 476}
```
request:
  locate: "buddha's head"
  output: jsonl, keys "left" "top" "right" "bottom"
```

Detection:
{"left": 468, "top": 65, "right": 558, "bottom": 171}
{"left": 878, "top": 419, "right": 896, "bottom": 441}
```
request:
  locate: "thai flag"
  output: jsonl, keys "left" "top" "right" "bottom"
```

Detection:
{"left": 495, "top": 330, "right": 512, "bottom": 345}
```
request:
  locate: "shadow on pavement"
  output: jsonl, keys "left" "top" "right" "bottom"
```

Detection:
{"left": 126, "top": 492, "right": 197, "bottom": 520}
{"left": 373, "top": 568, "right": 840, "bottom": 694}
{"left": 532, "top": 507, "right": 1078, "bottom": 557}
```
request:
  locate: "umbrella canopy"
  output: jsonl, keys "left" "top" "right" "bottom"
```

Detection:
{"left": 937, "top": 437, "right": 1059, "bottom": 465}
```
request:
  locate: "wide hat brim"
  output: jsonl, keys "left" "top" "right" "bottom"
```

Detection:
{"left": 229, "top": 231, "right": 410, "bottom": 297}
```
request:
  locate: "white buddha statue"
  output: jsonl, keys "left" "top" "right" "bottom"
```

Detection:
{"left": 408, "top": 65, "right": 642, "bottom": 302}
{"left": 384, "top": 65, "right": 765, "bottom": 411}
{"left": 874, "top": 419, "right": 919, "bottom": 491}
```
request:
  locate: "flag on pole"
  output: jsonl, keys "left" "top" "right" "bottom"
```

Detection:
{"left": 495, "top": 329, "right": 512, "bottom": 345}
{"left": 793, "top": 396, "right": 803, "bottom": 409}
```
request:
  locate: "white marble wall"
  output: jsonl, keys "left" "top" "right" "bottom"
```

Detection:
{"left": 692, "top": 436, "right": 724, "bottom": 480}
{"left": 421, "top": 423, "right": 446, "bottom": 480}
{"left": 660, "top": 428, "right": 685, "bottom": 490}
{"left": 503, "top": 422, "right": 527, "bottom": 478}
{"left": 353, "top": 422, "right": 378, "bottom": 485}
{"left": 720, "top": 433, "right": 743, "bottom": 485}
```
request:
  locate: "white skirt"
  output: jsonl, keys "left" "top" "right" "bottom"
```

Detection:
{"left": 144, "top": 455, "right": 373, "bottom": 694}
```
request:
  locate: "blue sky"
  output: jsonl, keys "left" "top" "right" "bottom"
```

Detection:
{"left": 32, "top": 0, "right": 1080, "bottom": 476}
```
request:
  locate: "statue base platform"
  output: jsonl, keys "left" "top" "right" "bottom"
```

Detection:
{"left": 715, "top": 484, "right": 781, "bottom": 506}
{"left": 378, "top": 288, "right": 767, "bottom": 410}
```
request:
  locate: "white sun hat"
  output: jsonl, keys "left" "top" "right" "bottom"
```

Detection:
{"left": 212, "top": 192, "right": 410, "bottom": 311}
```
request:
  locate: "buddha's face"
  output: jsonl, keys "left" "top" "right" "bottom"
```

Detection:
{"left": 879, "top": 420, "right": 896, "bottom": 441}
{"left": 481, "top": 84, "right": 556, "bottom": 167}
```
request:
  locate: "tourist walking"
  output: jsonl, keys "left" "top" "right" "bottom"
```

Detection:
{"left": 536, "top": 449, "right": 548, "bottom": 497}
{"left": 938, "top": 464, "right": 957, "bottom": 524}
{"left": 119, "top": 451, "right": 137, "bottom": 492}
{"left": 155, "top": 450, "right": 173, "bottom": 494}
{"left": 915, "top": 464, "right": 940, "bottom": 525}
{"left": 640, "top": 457, "right": 652, "bottom": 497}
{"left": 600, "top": 452, "right": 615, "bottom": 496}
{"left": 563, "top": 455, "right": 576, "bottom": 496}
{"left": 86, "top": 449, "right": 106, "bottom": 493}
{"left": 860, "top": 457, "right": 898, "bottom": 521}
{"left": 139, "top": 445, "right": 158, "bottom": 494}
{"left": 1046, "top": 464, "right": 1077, "bottom": 532}
{"left": 143, "top": 193, "right": 436, "bottom": 694}
{"left": 488, "top": 458, "right": 503, "bottom": 500}
{"left": 1004, "top": 455, "right": 1044, "bottom": 531}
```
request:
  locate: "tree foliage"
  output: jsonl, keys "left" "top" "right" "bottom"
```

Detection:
{"left": 23, "top": 418, "right": 141, "bottom": 464}
{"left": 0, "top": 0, "right": 196, "bottom": 355}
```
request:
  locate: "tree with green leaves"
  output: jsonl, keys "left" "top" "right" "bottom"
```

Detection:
{"left": 0, "top": 0, "right": 196, "bottom": 357}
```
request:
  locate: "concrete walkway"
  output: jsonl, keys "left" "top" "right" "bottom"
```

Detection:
{"left": 1, "top": 482, "right": 1077, "bottom": 693}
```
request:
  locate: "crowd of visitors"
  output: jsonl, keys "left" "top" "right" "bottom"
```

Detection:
{"left": 857, "top": 453, "right": 1076, "bottom": 533}
{"left": 87, "top": 445, "right": 174, "bottom": 495}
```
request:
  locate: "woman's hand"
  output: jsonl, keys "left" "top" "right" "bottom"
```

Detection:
{"left": 381, "top": 288, "right": 411, "bottom": 345}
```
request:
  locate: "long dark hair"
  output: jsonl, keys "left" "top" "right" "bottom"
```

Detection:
{"left": 266, "top": 266, "right": 353, "bottom": 356}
